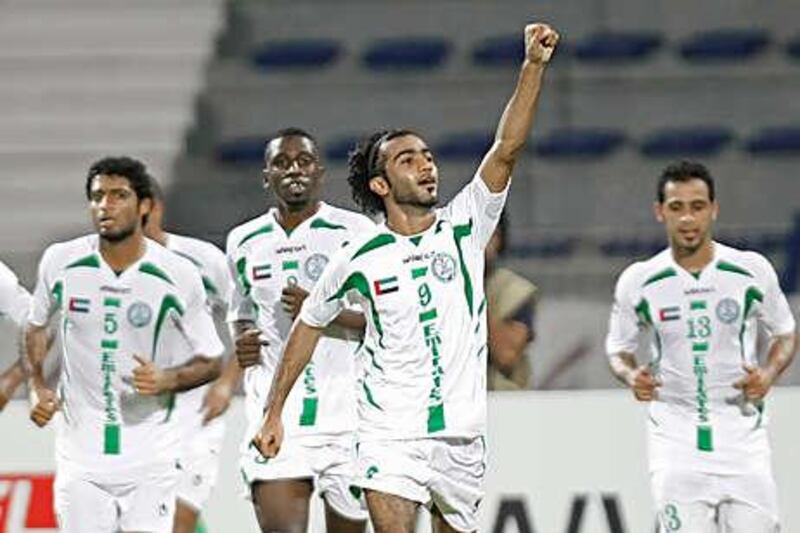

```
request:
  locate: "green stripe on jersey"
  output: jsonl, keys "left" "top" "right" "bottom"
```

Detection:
{"left": 153, "top": 294, "right": 184, "bottom": 358}
{"left": 139, "top": 262, "right": 174, "bottom": 286}
{"left": 104, "top": 424, "right": 120, "bottom": 454}
{"left": 329, "top": 272, "right": 386, "bottom": 348}
{"left": 452, "top": 220, "right": 474, "bottom": 316}
{"left": 697, "top": 425, "right": 713, "bottom": 452}
{"left": 310, "top": 218, "right": 346, "bottom": 230}
{"left": 717, "top": 261, "right": 753, "bottom": 278}
{"left": 237, "top": 224, "right": 274, "bottom": 248}
{"left": 66, "top": 254, "right": 100, "bottom": 270}
{"left": 352, "top": 234, "right": 396, "bottom": 261}
{"left": 643, "top": 267, "right": 677, "bottom": 287}
{"left": 299, "top": 397, "right": 318, "bottom": 426}
{"left": 427, "top": 403, "right": 445, "bottom": 433}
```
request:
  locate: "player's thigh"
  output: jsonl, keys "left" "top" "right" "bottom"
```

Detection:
{"left": 175, "top": 448, "right": 220, "bottom": 516}
{"left": 119, "top": 471, "right": 177, "bottom": 533}
{"left": 365, "top": 489, "right": 419, "bottom": 533}
{"left": 172, "top": 500, "right": 200, "bottom": 533}
{"left": 655, "top": 502, "right": 717, "bottom": 533}
{"left": 428, "top": 437, "right": 485, "bottom": 533}
{"left": 651, "top": 469, "right": 716, "bottom": 533}
{"left": 251, "top": 478, "right": 313, "bottom": 533}
{"left": 54, "top": 474, "right": 117, "bottom": 533}
{"left": 719, "top": 500, "right": 779, "bottom": 533}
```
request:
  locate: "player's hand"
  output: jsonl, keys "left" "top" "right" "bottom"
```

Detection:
{"left": 628, "top": 365, "right": 661, "bottom": 401}
{"left": 29, "top": 385, "right": 59, "bottom": 427}
{"left": 733, "top": 364, "right": 776, "bottom": 401}
{"left": 201, "top": 380, "right": 233, "bottom": 425}
{"left": 281, "top": 284, "right": 309, "bottom": 320}
{"left": 132, "top": 354, "right": 169, "bottom": 395}
{"left": 251, "top": 413, "right": 284, "bottom": 459}
{"left": 235, "top": 328, "right": 266, "bottom": 368}
{"left": 524, "top": 23, "right": 559, "bottom": 65}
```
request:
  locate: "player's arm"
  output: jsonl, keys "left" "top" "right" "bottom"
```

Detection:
{"left": 133, "top": 353, "right": 221, "bottom": 395}
{"left": 609, "top": 351, "right": 660, "bottom": 401}
{"left": 477, "top": 23, "right": 558, "bottom": 193}
{"left": 252, "top": 319, "right": 324, "bottom": 457}
{"left": 281, "top": 285, "right": 365, "bottom": 333}
{"left": 25, "top": 323, "right": 59, "bottom": 426}
{"left": 202, "top": 353, "right": 243, "bottom": 424}
{"left": 734, "top": 332, "right": 797, "bottom": 401}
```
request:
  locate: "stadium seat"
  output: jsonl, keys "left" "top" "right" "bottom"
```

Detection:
{"left": 600, "top": 238, "right": 664, "bottom": 258}
{"left": 324, "top": 134, "right": 362, "bottom": 162}
{"left": 509, "top": 239, "right": 576, "bottom": 259}
{"left": 639, "top": 126, "right": 733, "bottom": 157}
{"left": 216, "top": 138, "right": 265, "bottom": 164}
{"left": 471, "top": 35, "right": 525, "bottom": 66}
{"left": 678, "top": 29, "right": 769, "bottom": 62}
{"left": 745, "top": 127, "right": 800, "bottom": 155}
{"left": 362, "top": 37, "right": 451, "bottom": 70}
{"left": 534, "top": 128, "right": 626, "bottom": 159}
{"left": 786, "top": 34, "right": 800, "bottom": 59}
{"left": 251, "top": 39, "right": 342, "bottom": 70}
{"left": 435, "top": 131, "right": 494, "bottom": 161}
{"left": 573, "top": 31, "right": 662, "bottom": 63}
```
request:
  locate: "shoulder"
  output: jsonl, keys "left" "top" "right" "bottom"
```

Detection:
{"left": 168, "top": 233, "right": 226, "bottom": 266}
{"left": 40, "top": 235, "right": 98, "bottom": 272}
{"left": 0, "top": 260, "right": 19, "bottom": 287}
{"left": 715, "top": 243, "right": 776, "bottom": 281}
{"left": 615, "top": 250, "right": 672, "bottom": 294}
{"left": 226, "top": 214, "right": 275, "bottom": 254}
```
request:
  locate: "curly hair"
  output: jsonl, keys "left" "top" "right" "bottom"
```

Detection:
{"left": 85, "top": 156, "right": 154, "bottom": 202}
{"left": 657, "top": 160, "right": 715, "bottom": 203}
{"left": 346, "top": 129, "right": 418, "bottom": 215}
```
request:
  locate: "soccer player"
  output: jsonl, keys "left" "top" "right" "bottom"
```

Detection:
{"left": 143, "top": 180, "right": 235, "bottom": 533}
{"left": 227, "top": 128, "right": 374, "bottom": 532}
{"left": 0, "top": 260, "right": 32, "bottom": 410}
{"left": 606, "top": 161, "right": 797, "bottom": 532}
{"left": 26, "top": 156, "right": 224, "bottom": 533}
{"left": 252, "top": 23, "right": 559, "bottom": 533}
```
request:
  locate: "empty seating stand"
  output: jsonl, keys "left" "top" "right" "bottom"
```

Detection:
{"left": 745, "top": 127, "right": 800, "bottom": 155}
{"left": 324, "top": 134, "right": 362, "bottom": 162}
{"left": 573, "top": 31, "right": 662, "bottom": 63}
{"left": 251, "top": 39, "right": 342, "bottom": 70}
{"left": 216, "top": 137, "right": 265, "bottom": 164}
{"left": 471, "top": 35, "right": 524, "bottom": 67}
{"left": 362, "top": 37, "right": 450, "bottom": 71}
{"left": 534, "top": 128, "right": 626, "bottom": 159}
{"left": 786, "top": 34, "right": 800, "bottom": 59}
{"left": 640, "top": 126, "right": 733, "bottom": 157}
{"left": 435, "top": 131, "right": 494, "bottom": 161}
{"left": 679, "top": 29, "right": 770, "bottom": 62}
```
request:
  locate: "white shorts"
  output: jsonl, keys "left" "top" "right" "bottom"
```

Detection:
{"left": 54, "top": 466, "right": 178, "bottom": 533}
{"left": 652, "top": 468, "right": 779, "bottom": 532}
{"left": 355, "top": 436, "right": 486, "bottom": 533}
{"left": 176, "top": 447, "right": 221, "bottom": 512}
{"left": 240, "top": 434, "right": 368, "bottom": 522}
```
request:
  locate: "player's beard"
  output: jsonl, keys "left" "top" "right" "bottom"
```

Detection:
{"left": 99, "top": 222, "right": 138, "bottom": 243}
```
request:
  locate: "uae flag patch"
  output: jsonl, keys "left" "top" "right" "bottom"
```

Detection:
{"left": 68, "top": 297, "right": 90, "bottom": 313}
{"left": 252, "top": 264, "right": 272, "bottom": 280}
{"left": 373, "top": 276, "right": 399, "bottom": 296}
{"left": 659, "top": 306, "right": 680, "bottom": 321}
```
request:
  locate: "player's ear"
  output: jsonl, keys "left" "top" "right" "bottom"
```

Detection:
{"left": 711, "top": 200, "right": 719, "bottom": 221}
{"left": 653, "top": 201, "right": 665, "bottom": 223}
{"left": 261, "top": 169, "right": 270, "bottom": 192}
{"left": 368, "top": 176, "right": 390, "bottom": 198}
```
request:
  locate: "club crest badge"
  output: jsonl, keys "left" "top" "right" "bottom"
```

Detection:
{"left": 127, "top": 301, "right": 153, "bottom": 328}
{"left": 304, "top": 253, "right": 329, "bottom": 281}
{"left": 431, "top": 252, "right": 457, "bottom": 283}
{"left": 716, "top": 298, "right": 740, "bottom": 324}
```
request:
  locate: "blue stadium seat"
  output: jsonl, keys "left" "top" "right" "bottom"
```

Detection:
{"left": 786, "top": 34, "right": 800, "bottom": 59}
{"left": 534, "top": 128, "right": 626, "bottom": 158}
{"left": 472, "top": 35, "right": 524, "bottom": 66}
{"left": 324, "top": 134, "right": 362, "bottom": 162}
{"left": 509, "top": 239, "right": 576, "bottom": 259}
{"left": 679, "top": 29, "right": 769, "bottom": 62}
{"left": 435, "top": 132, "right": 494, "bottom": 160}
{"left": 745, "top": 127, "right": 800, "bottom": 155}
{"left": 216, "top": 138, "right": 265, "bottom": 164}
{"left": 640, "top": 127, "right": 733, "bottom": 157}
{"left": 251, "top": 39, "right": 341, "bottom": 70}
{"left": 600, "top": 238, "right": 663, "bottom": 258}
{"left": 574, "top": 31, "right": 662, "bottom": 63}
{"left": 363, "top": 37, "right": 451, "bottom": 70}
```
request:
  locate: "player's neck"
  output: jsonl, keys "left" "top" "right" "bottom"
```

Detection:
{"left": 99, "top": 232, "right": 147, "bottom": 273}
{"left": 671, "top": 239, "right": 714, "bottom": 274}
{"left": 385, "top": 204, "right": 436, "bottom": 236}
{"left": 145, "top": 226, "right": 168, "bottom": 246}
{"left": 275, "top": 201, "right": 320, "bottom": 233}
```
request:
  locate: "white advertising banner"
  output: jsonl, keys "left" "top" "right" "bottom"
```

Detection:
{"left": 1, "top": 388, "right": 799, "bottom": 532}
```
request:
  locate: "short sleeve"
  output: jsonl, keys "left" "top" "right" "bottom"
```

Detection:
{"left": 0, "top": 261, "right": 31, "bottom": 328}
{"left": 298, "top": 246, "right": 354, "bottom": 329}
{"left": 605, "top": 265, "right": 642, "bottom": 356}
{"left": 443, "top": 172, "right": 509, "bottom": 250}
{"left": 225, "top": 234, "right": 256, "bottom": 324}
{"left": 178, "top": 268, "right": 224, "bottom": 360}
{"left": 29, "top": 246, "right": 58, "bottom": 327}
{"left": 753, "top": 254, "right": 796, "bottom": 336}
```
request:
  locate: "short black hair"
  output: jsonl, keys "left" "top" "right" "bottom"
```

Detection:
{"left": 263, "top": 127, "right": 319, "bottom": 163}
{"left": 346, "top": 128, "right": 418, "bottom": 215}
{"left": 657, "top": 160, "right": 715, "bottom": 203}
{"left": 85, "top": 156, "right": 154, "bottom": 202}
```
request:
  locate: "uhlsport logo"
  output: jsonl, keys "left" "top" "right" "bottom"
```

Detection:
{"left": 716, "top": 298, "right": 740, "bottom": 324}
{"left": 304, "top": 253, "right": 329, "bottom": 281}
{"left": 431, "top": 252, "right": 457, "bottom": 283}
{"left": 127, "top": 301, "right": 153, "bottom": 328}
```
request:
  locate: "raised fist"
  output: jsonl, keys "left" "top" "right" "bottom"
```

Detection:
{"left": 524, "top": 23, "right": 559, "bottom": 64}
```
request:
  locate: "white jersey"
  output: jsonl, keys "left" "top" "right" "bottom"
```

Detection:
{"left": 29, "top": 235, "right": 224, "bottom": 480}
{"left": 300, "top": 174, "right": 507, "bottom": 442}
{"left": 0, "top": 260, "right": 31, "bottom": 328}
{"left": 164, "top": 232, "right": 232, "bottom": 456}
{"left": 226, "top": 202, "right": 374, "bottom": 444}
{"left": 606, "top": 242, "right": 796, "bottom": 474}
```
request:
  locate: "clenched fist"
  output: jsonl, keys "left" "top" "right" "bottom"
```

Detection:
{"left": 524, "top": 23, "right": 559, "bottom": 64}
{"left": 29, "top": 385, "right": 59, "bottom": 427}
{"left": 627, "top": 365, "right": 661, "bottom": 402}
